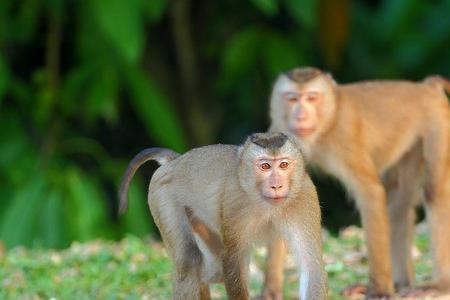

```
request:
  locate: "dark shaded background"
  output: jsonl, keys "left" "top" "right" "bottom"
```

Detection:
{"left": 1, "top": 0, "right": 449, "bottom": 249}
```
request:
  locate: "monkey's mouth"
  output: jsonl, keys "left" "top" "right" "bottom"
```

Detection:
{"left": 265, "top": 196, "right": 286, "bottom": 205}
{"left": 290, "top": 126, "right": 315, "bottom": 137}
{"left": 297, "top": 127, "right": 315, "bottom": 137}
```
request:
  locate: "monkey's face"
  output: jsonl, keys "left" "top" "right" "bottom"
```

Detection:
{"left": 270, "top": 72, "right": 337, "bottom": 142}
{"left": 239, "top": 133, "right": 304, "bottom": 206}
{"left": 283, "top": 89, "right": 321, "bottom": 138}
{"left": 253, "top": 155, "right": 295, "bottom": 205}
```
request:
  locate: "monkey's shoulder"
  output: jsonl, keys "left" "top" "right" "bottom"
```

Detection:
{"left": 169, "top": 144, "right": 240, "bottom": 176}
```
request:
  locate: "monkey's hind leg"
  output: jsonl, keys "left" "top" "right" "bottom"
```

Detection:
{"left": 422, "top": 116, "right": 450, "bottom": 291}
{"left": 149, "top": 196, "right": 206, "bottom": 300}
{"left": 384, "top": 147, "right": 423, "bottom": 290}
{"left": 425, "top": 184, "right": 450, "bottom": 291}
{"left": 387, "top": 185, "right": 416, "bottom": 290}
{"left": 385, "top": 175, "right": 417, "bottom": 289}
{"left": 171, "top": 238, "right": 204, "bottom": 300}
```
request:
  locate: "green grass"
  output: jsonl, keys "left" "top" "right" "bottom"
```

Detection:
{"left": 0, "top": 225, "right": 434, "bottom": 299}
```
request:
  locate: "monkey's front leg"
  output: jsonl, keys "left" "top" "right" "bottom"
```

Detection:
{"left": 222, "top": 232, "right": 250, "bottom": 300}
{"left": 262, "top": 239, "right": 286, "bottom": 300}
{"left": 351, "top": 177, "right": 394, "bottom": 296}
{"left": 282, "top": 206, "right": 327, "bottom": 299}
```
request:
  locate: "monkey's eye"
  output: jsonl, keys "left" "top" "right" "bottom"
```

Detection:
{"left": 260, "top": 162, "right": 271, "bottom": 170}
{"left": 305, "top": 92, "right": 319, "bottom": 102}
{"left": 279, "top": 161, "right": 289, "bottom": 169}
{"left": 283, "top": 92, "right": 299, "bottom": 103}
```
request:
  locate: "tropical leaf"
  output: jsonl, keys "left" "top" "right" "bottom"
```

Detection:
{"left": 45, "top": 0, "right": 65, "bottom": 13}
{"left": 39, "top": 189, "right": 68, "bottom": 248}
{"left": 85, "top": 64, "right": 119, "bottom": 124}
{"left": 0, "top": 54, "right": 9, "bottom": 106}
{"left": 0, "top": 109, "right": 37, "bottom": 183}
{"left": 263, "top": 33, "right": 304, "bottom": 79}
{"left": 250, "top": 0, "right": 279, "bottom": 16}
{"left": 377, "top": 0, "right": 423, "bottom": 39}
{"left": 125, "top": 67, "right": 187, "bottom": 152}
{"left": 91, "top": 0, "right": 144, "bottom": 64}
{"left": 121, "top": 175, "right": 155, "bottom": 237}
{"left": 65, "top": 168, "right": 110, "bottom": 242}
{"left": 0, "top": 175, "right": 46, "bottom": 248}
{"left": 220, "top": 27, "right": 264, "bottom": 88}
{"left": 284, "top": 0, "right": 318, "bottom": 29}
{"left": 11, "top": 0, "right": 42, "bottom": 42}
{"left": 61, "top": 64, "right": 94, "bottom": 116}
{"left": 147, "top": 0, "right": 167, "bottom": 22}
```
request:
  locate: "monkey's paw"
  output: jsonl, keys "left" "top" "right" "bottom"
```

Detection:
{"left": 342, "top": 283, "right": 393, "bottom": 300}
{"left": 398, "top": 282, "right": 449, "bottom": 299}
{"left": 342, "top": 283, "right": 367, "bottom": 299}
{"left": 257, "top": 287, "right": 283, "bottom": 300}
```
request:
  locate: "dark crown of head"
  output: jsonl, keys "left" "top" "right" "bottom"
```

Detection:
{"left": 249, "top": 132, "right": 288, "bottom": 149}
{"left": 286, "top": 67, "right": 322, "bottom": 83}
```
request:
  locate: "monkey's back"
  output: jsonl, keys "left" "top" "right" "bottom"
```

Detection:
{"left": 149, "top": 144, "right": 240, "bottom": 232}
{"left": 337, "top": 80, "right": 450, "bottom": 172}
{"left": 340, "top": 80, "right": 448, "bottom": 118}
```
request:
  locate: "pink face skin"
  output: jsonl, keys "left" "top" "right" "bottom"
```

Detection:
{"left": 254, "top": 156, "right": 295, "bottom": 205}
{"left": 283, "top": 90, "right": 321, "bottom": 138}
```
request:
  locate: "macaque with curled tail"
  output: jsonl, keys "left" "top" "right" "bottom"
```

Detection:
{"left": 264, "top": 67, "right": 450, "bottom": 298}
{"left": 119, "top": 132, "right": 327, "bottom": 300}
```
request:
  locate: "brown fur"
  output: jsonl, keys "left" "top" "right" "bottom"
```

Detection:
{"left": 266, "top": 67, "right": 450, "bottom": 297}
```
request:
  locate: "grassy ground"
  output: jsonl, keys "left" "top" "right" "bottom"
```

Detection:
{"left": 0, "top": 224, "right": 447, "bottom": 300}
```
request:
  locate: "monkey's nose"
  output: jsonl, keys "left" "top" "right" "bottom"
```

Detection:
{"left": 271, "top": 185, "right": 283, "bottom": 191}
{"left": 296, "top": 109, "right": 307, "bottom": 120}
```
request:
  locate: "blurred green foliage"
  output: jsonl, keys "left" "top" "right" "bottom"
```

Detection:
{"left": 0, "top": 0, "right": 449, "bottom": 249}
{"left": 0, "top": 227, "right": 433, "bottom": 299}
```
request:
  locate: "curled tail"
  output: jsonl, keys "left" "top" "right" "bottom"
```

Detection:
{"left": 118, "top": 147, "right": 179, "bottom": 215}
{"left": 424, "top": 75, "right": 450, "bottom": 94}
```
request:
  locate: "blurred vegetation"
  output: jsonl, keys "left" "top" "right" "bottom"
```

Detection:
{"left": 0, "top": 0, "right": 449, "bottom": 249}
{"left": 0, "top": 226, "right": 436, "bottom": 299}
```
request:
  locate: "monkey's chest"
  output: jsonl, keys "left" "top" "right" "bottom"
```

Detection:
{"left": 308, "top": 148, "right": 347, "bottom": 179}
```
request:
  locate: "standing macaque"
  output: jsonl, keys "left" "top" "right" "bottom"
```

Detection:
{"left": 119, "top": 132, "right": 327, "bottom": 300}
{"left": 265, "top": 67, "right": 450, "bottom": 298}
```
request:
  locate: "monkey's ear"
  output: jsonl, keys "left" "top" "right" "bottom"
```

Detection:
{"left": 284, "top": 132, "right": 300, "bottom": 146}
{"left": 288, "top": 133, "right": 305, "bottom": 155}
{"left": 325, "top": 72, "right": 337, "bottom": 86}
{"left": 277, "top": 72, "right": 289, "bottom": 80}
{"left": 237, "top": 144, "right": 245, "bottom": 158}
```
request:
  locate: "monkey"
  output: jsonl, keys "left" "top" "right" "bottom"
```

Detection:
{"left": 264, "top": 67, "right": 450, "bottom": 298}
{"left": 119, "top": 132, "right": 327, "bottom": 300}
